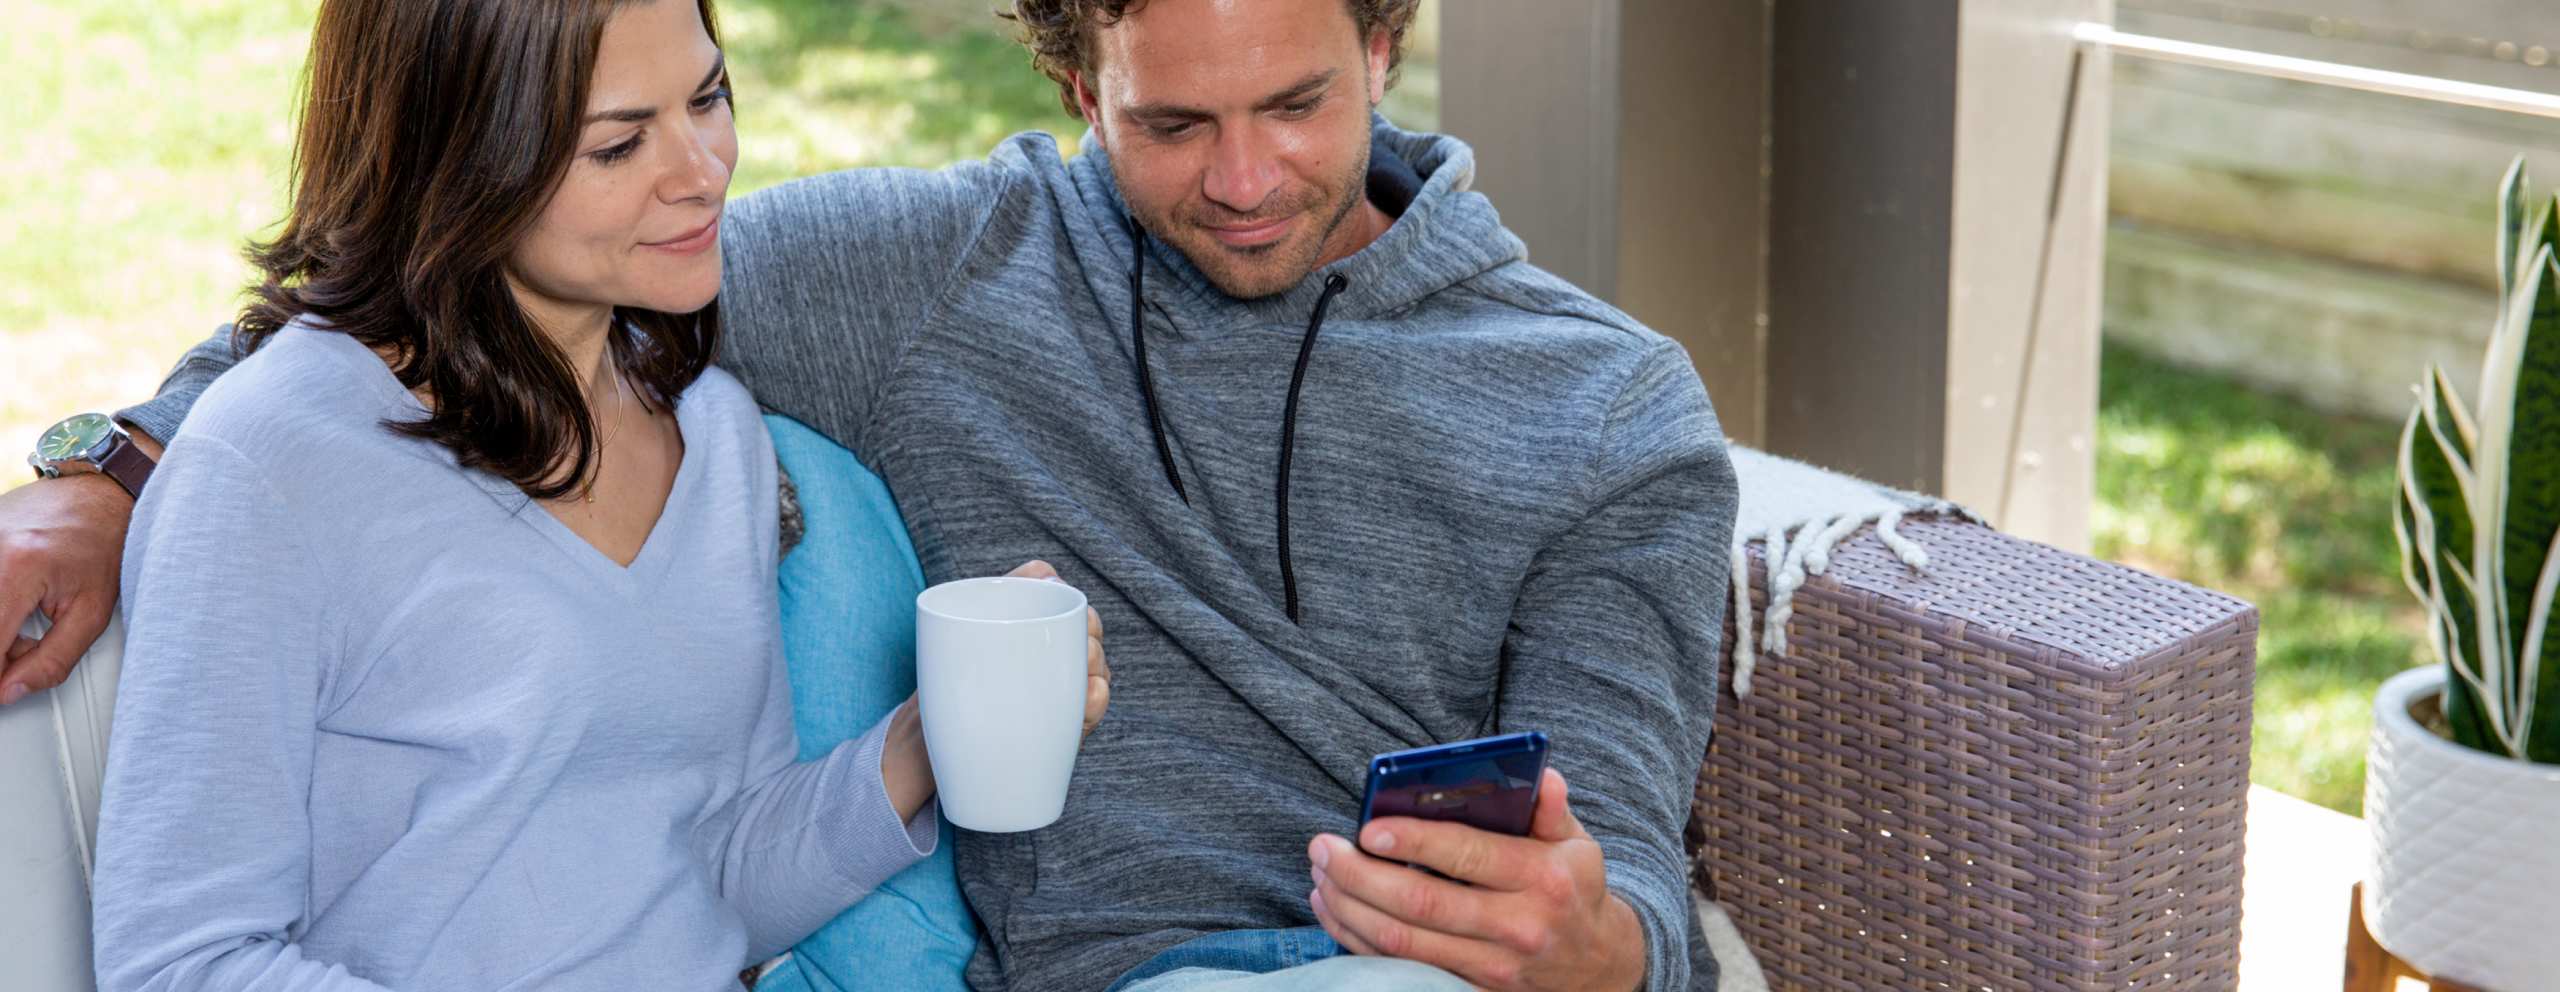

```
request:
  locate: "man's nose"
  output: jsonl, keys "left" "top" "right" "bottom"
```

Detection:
{"left": 1200, "top": 122, "right": 1284, "bottom": 215}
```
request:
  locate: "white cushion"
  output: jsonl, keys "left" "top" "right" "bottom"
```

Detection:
{"left": 0, "top": 612, "right": 121, "bottom": 992}
{"left": 1694, "top": 891, "right": 1770, "bottom": 992}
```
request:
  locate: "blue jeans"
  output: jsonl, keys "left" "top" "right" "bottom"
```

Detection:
{"left": 1105, "top": 928, "right": 1473, "bottom": 992}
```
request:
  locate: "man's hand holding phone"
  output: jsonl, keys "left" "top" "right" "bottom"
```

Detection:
{"left": 1307, "top": 766, "right": 1649, "bottom": 992}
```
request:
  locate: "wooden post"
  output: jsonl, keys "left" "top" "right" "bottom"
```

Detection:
{"left": 1442, "top": 0, "right": 2108, "bottom": 552}
{"left": 1441, "top": 0, "right": 1771, "bottom": 448}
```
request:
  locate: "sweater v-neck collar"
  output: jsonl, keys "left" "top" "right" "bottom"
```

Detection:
{"left": 296, "top": 323, "right": 700, "bottom": 593}
{"left": 512, "top": 413, "right": 699, "bottom": 592}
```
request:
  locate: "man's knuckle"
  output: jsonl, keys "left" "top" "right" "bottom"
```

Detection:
{"left": 1399, "top": 880, "right": 1439, "bottom": 922}
{"left": 1479, "top": 959, "right": 1522, "bottom": 989}
{"left": 1373, "top": 920, "right": 1411, "bottom": 957}
{"left": 1496, "top": 918, "right": 1543, "bottom": 953}
{"left": 1530, "top": 864, "right": 1576, "bottom": 904}
{"left": 1450, "top": 842, "right": 1494, "bottom": 882}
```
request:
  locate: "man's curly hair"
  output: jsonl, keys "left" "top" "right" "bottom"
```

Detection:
{"left": 997, "top": 0, "right": 1423, "bottom": 120}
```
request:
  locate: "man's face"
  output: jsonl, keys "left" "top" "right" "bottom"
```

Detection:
{"left": 1077, "top": 0, "right": 1391, "bottom": 300}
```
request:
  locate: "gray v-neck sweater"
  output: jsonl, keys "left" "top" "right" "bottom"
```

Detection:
{"left": 125, "top": 121, "right": 1738, "bottom": 992}
{"left": 95, "top": 326, "right": 935, "bottom": 992}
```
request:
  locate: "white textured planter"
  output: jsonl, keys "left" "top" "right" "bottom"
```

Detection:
{"left": 2364, "top": 666, "right": 2560, "bottom": 992}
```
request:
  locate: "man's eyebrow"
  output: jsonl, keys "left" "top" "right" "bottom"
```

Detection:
{"left": 1256, "top": 70, "right": 1339, "bottom": 109}
{"left": 1122, "top": 69, "right": 1341, "bottom": 120}
{"left": 583, "top": 51, "right": 727, "bottom": 125}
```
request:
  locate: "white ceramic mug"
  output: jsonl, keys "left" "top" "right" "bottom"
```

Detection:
{"left": 915, "top": 576, "right": 1090, "bottom": 832}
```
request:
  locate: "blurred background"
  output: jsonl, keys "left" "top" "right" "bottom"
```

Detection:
{"left": 9, "top": 0, "right": 2559, "bottom": 816}
{"left": 2099, "top": 0, "right": 2560, "bottom": 814}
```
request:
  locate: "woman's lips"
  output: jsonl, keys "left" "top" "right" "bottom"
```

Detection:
{"left": 643, "top": 217, "right": 720, "bottom": 255}
{"left": 1204, "top": 214, "right": 1294, "bottom": 247}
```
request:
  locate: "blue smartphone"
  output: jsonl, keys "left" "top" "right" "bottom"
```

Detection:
{"left": 1357, "top": 732, "right": 1549, "bottom": 843}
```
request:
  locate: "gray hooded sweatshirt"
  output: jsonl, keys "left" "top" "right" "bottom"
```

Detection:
{"left": 124, "top": 120, "right": 1737, "bottom": 992}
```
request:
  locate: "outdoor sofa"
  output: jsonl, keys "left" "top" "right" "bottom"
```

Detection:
{"left": 0, "top": 434, "right": 2256, "bottom": 992}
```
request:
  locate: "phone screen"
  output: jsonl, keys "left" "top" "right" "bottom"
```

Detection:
{"left": 1357, "top": 732, "right": 1548, "bottom": 840}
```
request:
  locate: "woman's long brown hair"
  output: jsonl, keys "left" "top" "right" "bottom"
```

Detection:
{"left": 236, "top": 0, "right": 723, "bottom": 500}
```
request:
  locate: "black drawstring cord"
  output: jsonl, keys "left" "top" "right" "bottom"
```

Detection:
{"left": 1127, "top": 219, "right": 1188, "bottom": 504}
{"left": 1278, "top": 273, "right": 1349, "bottom": 624}
{"left": 1125, "top": 210, "right": 1345, "bottom": 624}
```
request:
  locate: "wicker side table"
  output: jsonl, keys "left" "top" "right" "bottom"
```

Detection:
{"left": 1689, "top": 518, "right": 2258, "bottom": 992}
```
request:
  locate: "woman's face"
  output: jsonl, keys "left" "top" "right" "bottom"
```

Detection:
{"left": 510, "top": 0, "right": 736, "bottom": 322}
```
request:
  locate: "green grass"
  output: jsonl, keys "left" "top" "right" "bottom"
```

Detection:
{"left": 2095, "top": 342, "right": 2430, "bottom": 814}
{"left": 0, "top": 0, "right": 318, "bottom": 459}
{"left": 718, "top": 0, "right": 1083, "bottom": 190}
{"left": 0, "top": 0, "right": 1082, "bottom": 471}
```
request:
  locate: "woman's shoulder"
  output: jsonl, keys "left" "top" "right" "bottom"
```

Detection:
{"left": 194, "top": 322, "right": 405, "bottom": 411}
{"left": 676, "top": 365, "right": 769, "bottom": 453}
{"left": 673, "top": 365, "right": 780, "bottom": 538}
{"left": 178, "top": 324, "right": 427, "bottom": 479}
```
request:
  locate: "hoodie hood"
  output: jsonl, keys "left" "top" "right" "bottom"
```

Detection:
{"left": 1061, "top": 115, "right": 1531, "bottom": 338}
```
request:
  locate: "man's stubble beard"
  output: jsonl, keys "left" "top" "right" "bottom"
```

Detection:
{"left": 1128, "top": 140, "right": 1370, "bottom": 301}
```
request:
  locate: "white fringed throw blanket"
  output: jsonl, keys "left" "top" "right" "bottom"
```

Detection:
{"left": 1726, "top": 446, "right": 1976, "bottom": 697}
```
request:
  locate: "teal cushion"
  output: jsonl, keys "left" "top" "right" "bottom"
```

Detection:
{"left": 758, "top": 415, "right": 977, "bottom": 992}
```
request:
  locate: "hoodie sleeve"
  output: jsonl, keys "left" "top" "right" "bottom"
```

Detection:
{"left": 116, "top": 327, "right": 243, "bottom": 447}
{"left": 716, "top": 156, "right": 1019, "bottom": 462}
{"left": 1498, "top": 336, "right": 1736, "bottom": 992}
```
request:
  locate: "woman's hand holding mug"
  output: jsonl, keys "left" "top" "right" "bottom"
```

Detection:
{"left": 881, "top": 559, "right": 1107, "bottom": 826}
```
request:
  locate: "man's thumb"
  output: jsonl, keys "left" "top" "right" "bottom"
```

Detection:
{"left": 1530, "top": 767, "right": 1586, "bottom": 843}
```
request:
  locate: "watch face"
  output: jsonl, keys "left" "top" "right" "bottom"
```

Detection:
{"left": 39, "top": 413, "right": 115, "bottom": 463}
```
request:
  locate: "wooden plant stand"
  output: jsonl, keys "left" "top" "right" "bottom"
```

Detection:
{"left": 2345, "top": 883, "right": 2489, "bottom": 992}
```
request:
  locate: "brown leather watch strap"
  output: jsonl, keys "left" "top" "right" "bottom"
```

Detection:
{"left": 97, "top": 436, "right": 156, "bottom": 500}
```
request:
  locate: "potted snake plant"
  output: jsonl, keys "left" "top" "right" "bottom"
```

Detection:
{"left": 2371, "top": 155, "right": 2560, "bottom": 991}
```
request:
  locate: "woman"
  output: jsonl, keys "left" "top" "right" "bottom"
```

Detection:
{"left": 88, "top": 0, "right": 1104, "bottom": 989}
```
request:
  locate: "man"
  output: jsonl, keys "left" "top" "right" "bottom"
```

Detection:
{"left": 0, "top": 0, "right": 1736, "bottom": 989}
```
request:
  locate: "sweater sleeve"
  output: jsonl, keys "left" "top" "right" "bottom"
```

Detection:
{"left": 1497, "top": 338, "right": 1736, "bottom": 992}
{"left": 693, "top": 636, "right": 938, "bottom": 960}
{"left": 116, "top": 326, "right": 241, "bottom": 447}
{"left": 714, "top": 159, "right": 1015, "bottom": 460}
{"left": 91, "top": 436, "right": 391, "bottom": 992}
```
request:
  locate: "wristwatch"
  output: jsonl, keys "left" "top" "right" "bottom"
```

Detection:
{"left": 29, "top": 413, "right": 156, "bottom": 499}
